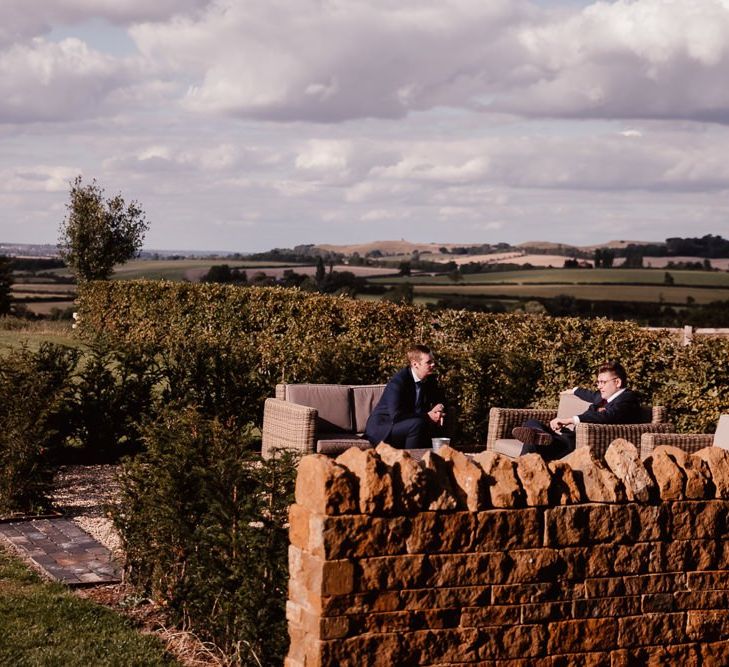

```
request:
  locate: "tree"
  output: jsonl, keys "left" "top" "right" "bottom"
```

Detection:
{"left": 315, "top": 257, "right": 326, "bottom": 287}
{"left": 0, "top": 255, "right": 12, "bottom": 315}
{"left": 58, "top": 176, "right": 149, "bottom": 282}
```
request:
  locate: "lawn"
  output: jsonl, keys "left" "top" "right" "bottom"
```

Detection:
{"left": 0, "top": 545, "right": 177, "bottom": 666}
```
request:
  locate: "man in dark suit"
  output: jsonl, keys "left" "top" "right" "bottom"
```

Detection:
{"left": 512, "top": 360, "right": 642, "bottom": 460}
{"left": 364, "top": 344, "right": 446, "bottom": 449}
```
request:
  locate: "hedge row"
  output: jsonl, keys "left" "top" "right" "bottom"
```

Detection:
{"left": 77, "top": 281, "right": 729, "bottom": 436}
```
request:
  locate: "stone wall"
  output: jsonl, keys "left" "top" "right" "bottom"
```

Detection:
{"left": 285, "top": 441, "right": 729, "bottom": 666}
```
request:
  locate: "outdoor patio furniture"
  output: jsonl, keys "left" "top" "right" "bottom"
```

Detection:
{"left": 486, "top": 391, "right": 670, "bottom": 460}
{"left": 640, "top": 414, "right": 729, "bottom": 459}
{"left": 261, "top": 383, "right": 385, "bottom": 458}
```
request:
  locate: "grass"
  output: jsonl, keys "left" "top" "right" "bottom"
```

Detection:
{"left": 0, "top": 545, "right": 178, "bottom": 666}
{"left": 0, "top": 319, "right": 81, "bottom": 353}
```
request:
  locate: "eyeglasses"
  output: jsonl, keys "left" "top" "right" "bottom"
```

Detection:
{"left": 596, "top": 377, "right": 618, "bottom": 386}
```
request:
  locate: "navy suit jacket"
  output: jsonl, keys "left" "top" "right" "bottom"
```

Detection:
{"left": 363, "top": 367, "right": 444, "bottom": 445}
{"left": 573, "top": 387, "right": 642, "bottom": 424}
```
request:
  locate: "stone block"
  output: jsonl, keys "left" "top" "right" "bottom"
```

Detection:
{"left": 618, "top": 612, "right": 688, "bottom": 647}
{"left": 405, "top": 511, "right": 475, "bottom": 554}
{"left": 355, "top": 554, "right": 429, "bottom": 591}
{"left": 687, "top": 570, "right": 729, "bottom": 591}
{"left": 460, "top": 604, "right": 520, "bottom": 627}
{"left": 420, "top": 451, "right": 459, "bottom": 510}
{"left": 295, "top": 454, "right": 358, "bottom": 515}
{"left": 674, "top": 590, "right": 729, "bottom": 611}
{"left": 472, "top": 450, "right": 524, "bottom": 508}
{"left": 336, "top": 448, "right": 396, "bottom": 515}
{"left": 473, "top": 508, "right": 542, "bottom": 551}
{"left": 694, "top": 447, "right": 729, "bottom": 499}
{"left": 561, "top": 447, "right": 625, "bottom": 503}
{"left": 641, "top": 593, "right": 674, "bottom": 613}
{"left": 544, "top": 504, "right": 613, "bottom": 547}
{"left": 479, "top": 624, "right": 547, "bottom": 660}
{"left": 622, "top": 573, "right": 685, "bottom": 596}
{"left": 604, "top": 439, "right": 656, "bottom": 502}
{"left": 440, "top": 446, "right": 489, "bottom": 511}
{"left": 493, "top": 581, "right": 585, "bottom": 604}
{"left": 614, "top": 644, "right": 701, "bottom": 666}
{"left": 515, "top": 453, "right": 552, "bottom": 506}
{"left": 702, "top": 640, "right": 729, "bottom": 666}
{"left": 665, "top": 446, "right": 713, "bottom": 499}
{"left": 520, "top": 600, "right": 572, "bottom": 623}
{"left": 502, "top": 548, "right": 565, "bottom": 585}
{"left": 547, "top": 618, "right": 618, "bottom": 653}
{"left": 375, "top": 443, "right": 430, "bottom": 512}
{"left": 687, "top": 610, "right": 729, "bottom": 641}
{"left": 671, "top": 500, "right": 729, "bottom": 540}
{"left": 572, "top": 595, "right": 641, "bottom": 619}
{"left": 289, "top": 503, "right": 311, "bottom": 550}
{"left": 550, "top": 653, "right": 611, "bottom": 667}
{"left": 289, "top": 546, "right": 355, "bottom": 597}
{"left": 584, "top": 577, "right": 626, "bottom": 599}
{"left": 547, "top": 460, "right": 583, "bottom": 505}
{"left": 312, "top": 514, "right": 410, "bottom": 560}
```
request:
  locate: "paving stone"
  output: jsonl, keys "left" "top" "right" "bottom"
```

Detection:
{"left": 0, "top": 517, "right": 121, "bottom": 586}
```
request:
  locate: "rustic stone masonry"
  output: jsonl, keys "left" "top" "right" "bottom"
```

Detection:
{"left": 286, "top": 440, "right": 729, "bottom": 666}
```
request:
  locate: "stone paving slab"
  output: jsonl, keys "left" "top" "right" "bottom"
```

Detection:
{"left": 0, "top": 517, "right": 121, "bottom": 586}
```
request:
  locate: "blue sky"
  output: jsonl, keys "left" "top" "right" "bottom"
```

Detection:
{"left": 2, "top": 0, "right": 729, "bottom": 252}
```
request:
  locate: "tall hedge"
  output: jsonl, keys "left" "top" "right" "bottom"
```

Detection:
{"left": 76, "top": 281, "right": 729, "bottom": 438}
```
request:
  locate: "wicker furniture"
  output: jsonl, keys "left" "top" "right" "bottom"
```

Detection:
{"left": 486, "top": 391, "right": 670, "bottom": 460}
{"left": 261, "top": 383, "right": 385, "bottom": 459}
{"left": 640, "top": 414, "right": 729, "bottom": 459}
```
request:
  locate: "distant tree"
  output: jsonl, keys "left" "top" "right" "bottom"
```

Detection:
{"left": 315, "top": 257, "right": 326, "bottom": 287}
{"left": 664, "top": 271, "right": 674, "bottom": 285}
{"left": 447, "top": 268, "right": 463, "bottom": 282}
{"left": 202, "top": 265, "right": 247, "bottom": 284}
{"left": 0, "top": 255, "right": 12, "bottom": 315}
{"left": 563, "top": 258, "right": 579, "bottom": 269}
{"left": 58, "top": 176, "right": 149, "bottom": 282}
{"left": 382, "top": 283, "right": 413, "bottom": 304}
{"left": 398, "top": 261, "right": 411, "bottom": 277}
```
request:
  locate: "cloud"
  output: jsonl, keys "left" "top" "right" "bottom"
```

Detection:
{"left": 127, "top": 0, "right": 729, "bottom": 125}
{"left": 0, "top": 37, "right": 133, "bottom": 122}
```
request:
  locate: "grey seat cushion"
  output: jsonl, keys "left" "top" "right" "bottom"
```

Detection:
{"left": 285, "top": 384, "right": 352, "bottom": 432}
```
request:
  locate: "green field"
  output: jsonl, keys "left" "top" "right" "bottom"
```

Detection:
{"left": 372, "top": 268, "right": 729, "bottom": 287}
{"left": 413, "top": 283, "right": 729, "bottom": 305}
{"left": 0, "top": 320, "right": 79, "bottom": 352}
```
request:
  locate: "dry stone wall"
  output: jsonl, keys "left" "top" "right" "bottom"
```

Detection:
{"left": 286, "top": 441, "right": 729, "bottom": 666}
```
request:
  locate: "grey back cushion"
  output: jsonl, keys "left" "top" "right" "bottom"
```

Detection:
{"left": 714, "top": 414, "right": 729, "bottom": 449}
{"left": 285, "top": 384, "right": 352, "bottom": 433}
{"left": 351, "top": 385, "right": 386, "bottom": 433}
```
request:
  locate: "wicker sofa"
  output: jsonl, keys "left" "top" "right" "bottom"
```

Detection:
{"left": 640, "top": 414, "right": 729, "bottom": 459}
{"left": 486, "top": 391, "right": 671, "bottom": 460}
{"left": 261, "top": 383, "right": 385, "bottom": 459}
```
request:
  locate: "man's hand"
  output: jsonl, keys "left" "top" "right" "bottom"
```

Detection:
{"left": 428, "top": 403, "right": 445, "bottom": 425}
{"left": 549, "top": 417, "right": 574, "bottom": 432}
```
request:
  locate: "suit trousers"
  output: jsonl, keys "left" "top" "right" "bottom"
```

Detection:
{"left": 520, "top": 418, "right": 576, "bottom": 461}
{"left": 387, "top": 416, "right": 432, "bottom": 449}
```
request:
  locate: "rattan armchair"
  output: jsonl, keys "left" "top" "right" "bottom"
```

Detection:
{"left": 486, "top": 392, "right": 670, "bottom": 460}
{"left": 640, "top": 414, "right": 729, "bottom": 459}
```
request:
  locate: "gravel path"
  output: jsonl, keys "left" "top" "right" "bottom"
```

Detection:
{"left": 51, "top": 465, "right": 123, "bottom": 558}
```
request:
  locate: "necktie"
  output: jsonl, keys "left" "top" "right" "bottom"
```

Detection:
{"left": 415, "top": 381, "right": 424, "bottom": 414}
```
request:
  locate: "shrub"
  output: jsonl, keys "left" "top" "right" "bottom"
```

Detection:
{"left": 0, "top": 344, "right": 79, "bottom": 513}
{"left": 114, "top": 408, "right": 297, "bottom": 665}
{"left": 65, "top": 345, "right": 161, "bottom": 461}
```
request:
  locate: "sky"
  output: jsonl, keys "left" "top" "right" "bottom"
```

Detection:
{"left": 2, "top": 0, "right": 729, "bottom": 253}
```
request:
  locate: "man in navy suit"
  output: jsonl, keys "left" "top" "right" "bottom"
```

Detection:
{"left": 364, "top": 344, "right": 446, "bottom": 449}
{"left": 512, "top": 360, "right": 642, "bottom": 460}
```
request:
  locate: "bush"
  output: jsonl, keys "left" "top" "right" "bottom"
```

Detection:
{"left": 114, "top": 408, "right": 297, "bottom": 665}
{"left": 0, "top": 344, "right": 79, "bottom": 513}
{"left": 65, "top": 345, "right": 161, "bottom": 461}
